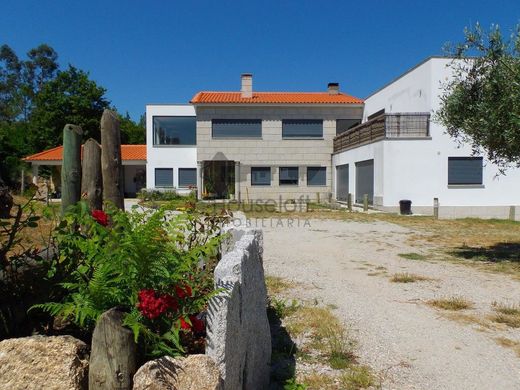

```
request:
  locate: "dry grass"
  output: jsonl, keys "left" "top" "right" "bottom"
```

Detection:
{"left": 389, "top": 272, "right": 431, "bottom": 283}
{"left": 265, "top": 275, "right": 296, "bottom": 295}
{"left": 340, "top": 365, "right": 378, "bottom": 389}
{"left": 428, "top": 296, "right": 474, "bottom": 311}
{"left": 490, "top": 302, "right": 520, "bottom": 328}
{"left": 495, "top": 337, "right": 520, "bottom": 357}
{"left": 398, "top": 252, "right": 428, "bottom": 261}
{"left": 441, "top": 312, "right": 496, "bottom": 330}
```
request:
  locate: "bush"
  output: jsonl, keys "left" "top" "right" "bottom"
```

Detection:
{"left": 32, "top": 201, "right": 231, "bottom": 357}
{"left": 137, "top": 189, "right": 183, "bottom": 202}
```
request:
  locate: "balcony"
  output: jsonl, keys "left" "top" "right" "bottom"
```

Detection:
{"left": 333, "top": 113, "right": 431, "bottom": 153}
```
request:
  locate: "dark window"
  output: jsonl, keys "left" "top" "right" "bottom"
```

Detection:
{"left": 279, "top": 167, "right": 299, "bottom": 185}
{"left": 153, "top": 116, "right": 196, "bottom": 145}
{"left": 212, "top": 119, "right": 262, "bottom": 138}
{"left": 448, "top": 157, "right": 483, "bottom": 185}
{"left": 178, "top": 168, "right": 197, "bottom": 188}
{"left": 155, "top": 168, "right": 173, "bottom": 187}
{"left": 282, "top": 120, "right": 323, "bottom": 138}
{"left": 336, "top": 119, "right": 361, "bottom": 135}
{"left": 307, "top": 167, "right": 326, "bottom": 186}
{"left": 367, "top": 109, "right": 385, "bottom": 121}
{"left": 251, "top": 167, "right": 271, "bottom": 186}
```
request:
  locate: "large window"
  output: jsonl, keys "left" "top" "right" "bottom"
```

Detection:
{"left": 155, "top": 168, "right": 173, "bottom": 188}
{"left": 307, "top": 167, "right": 326, "bottom": 186}
{"left": 251, "top": 167, "right": 271, "bottom": 186}
{"left": 279, "top": 167, "right": 299, "bottom": 185}
{"left": 282, "top": 120, "right": 323, "bottom": 139}
{"left": 212, "top": 119, "right": 262, "bottom": 138}
{"left": 153, "top": 116, "right": 196, "bottom": 145}
{"left": 178, "top": 168, "right": 197, "bottom": 188}
{"left": 336, "top": 119, "right": 361, "bottom": 135}
{"left": 448, "top": 157, "right": 483, "bottom": 185}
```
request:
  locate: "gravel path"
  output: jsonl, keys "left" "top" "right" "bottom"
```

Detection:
{"left": 261, "top": 217, "right": 520, "bottom": 390}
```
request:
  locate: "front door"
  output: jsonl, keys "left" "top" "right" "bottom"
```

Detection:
{"left": 355, "top": 159, "right": 374, "bottom": 204}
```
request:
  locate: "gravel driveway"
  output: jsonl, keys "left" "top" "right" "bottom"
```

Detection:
{"left": 261, "top": 217, "right": 520, "bottom": 389}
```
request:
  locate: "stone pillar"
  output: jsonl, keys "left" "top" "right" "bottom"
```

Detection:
{"left": 234, "top": 161, "right": 240, "bottom": 203}
{"left": 32, "top": 164, "right": 39, "bottom": 185}
{"left": 197, "top": 161, "right": 203, "bottom": 200}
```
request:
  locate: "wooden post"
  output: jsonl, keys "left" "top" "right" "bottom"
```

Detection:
{"left": 363, "top": 194, "right": 369, "bottom": 212}
{"left": 316, "top": 192, "right": 320, "bottom": 204}
{"left": 61, "top": 124, "right": 83, "bottom": 215}
{"left": 101, "top": 110, "right": 124, "bottom": 210}
{"left": 82, "top": 138, "right": 103, "bottom": 210}
{"left": 433, "top": 197, "right": 439, "bottom": 219}
{"left": 89, "top": 308, "right": 137, "bottom": 390}
{"left": 20, "top": 169, "right": 25, "bottom": 195}
{"left": 347, "top": 193, "right": 352, "bottom": 212}
{"left": 509, "top": 206, "right": 516, "bottom": 221}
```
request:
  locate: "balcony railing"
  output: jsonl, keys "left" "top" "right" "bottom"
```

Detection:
{"left": 333, "top": 113, "right": 430, "bottom": 153}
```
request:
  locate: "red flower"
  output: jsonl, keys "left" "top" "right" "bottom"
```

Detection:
{"left": 180, "top": 317, "right": 191, "bottom": 330}
{"left": 137, "top": 289, "right": 178, "bottom": 319}
{"left": 91, "top": 210, "right": 108, "bottom": 226}
{"left": 190, "top": 314, "right": 205, "bottom": 333}
{"left": 175, "top": 284, "right": 192, "bottom": 299}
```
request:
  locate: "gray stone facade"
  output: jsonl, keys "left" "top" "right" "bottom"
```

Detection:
{"left": 196, "top": 105, "right": 362, "bottom": 202}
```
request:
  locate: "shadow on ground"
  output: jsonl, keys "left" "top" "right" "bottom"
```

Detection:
{"left": 450, "top": 242, "right": 520, "bottom": 263}
{"left": 267, "top": 305, "right": 298, "bottom": 389}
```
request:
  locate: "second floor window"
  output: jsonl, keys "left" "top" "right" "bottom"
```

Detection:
{"left": 153, "top": 116, "right": 196, "bottom": 145}
{"left": 336, "top": 119, "right": 361, "bottom": 135}
{"left": 212, "top": 119, "right": 262, "bottom": 138}
{"left": 282, "top": 119, "right": 323, "bottom": 139}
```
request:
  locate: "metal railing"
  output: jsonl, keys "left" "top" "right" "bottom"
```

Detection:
{"left": 333, "top": 113, "right": 430, "bottom": 153}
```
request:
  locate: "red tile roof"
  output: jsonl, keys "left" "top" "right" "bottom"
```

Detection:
{"left": 24, "top": 144, "right": 147, "bottom": 162}
{"left": 191, "top": 92, "right": 363, "bottom": 105}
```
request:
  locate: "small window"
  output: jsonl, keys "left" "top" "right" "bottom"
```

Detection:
{"left": 279, "top": 167, "right": 299, "bottom": 185}
{"left": 282, "top": 120, "right": 323, "bottom": 138}
{"left": 307, "top": 167, "right": 326, "bottom": 186}
{"left": 251, "top": 167, "right": 271, "bottom": 186}
{"left": 336, "top": 119, "right": 361, "bottom": 135}
{"left": 212, "top": 119, "right": 262, "bottom": 138}
{"left": 178, "top": 168, "right": 197, "bottom": 188}
{"left": 448, "top": 157, "right": 483, "bottom": 185}
{"left": 153, "top": 116, "right": 196, "bottom": 145}
{"left": 155, "top": 168, "right": 173, "bottom": 188}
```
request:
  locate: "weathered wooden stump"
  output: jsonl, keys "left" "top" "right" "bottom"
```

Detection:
{"left": 89, "top": 308, "right": 137, "bottom": 390}
{"left": 81, "top": 138, "right": 103, "bottom": 210}
{"left": 61, "top": 124, "right": 83, "bottom": 215}
{"left": 100, "top": 110, "right": 124, "bottom": 210}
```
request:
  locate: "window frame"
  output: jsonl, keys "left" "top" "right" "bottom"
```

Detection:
{"left": 155, "top": 168, "right": 174, "bottom": 188}
{"left": 282, "top": 119, "right": 323, "bottom": 139}
{"left": 279, "top": 167, "right": 299, "bottom": 186}
{"left": 152, "top": 116, "right": 197, "bottom": 146}
{"left": 307, "top": 167, "right": 327, "bottom": 186}
{"left": 250, "top": 167, "right": 271, "bottom": 186}
{"left": 447, "top": 157, "right": 484, "bottom": 186}
{"left": 211, "top": 119, "right": 262, "bottom": 139}
{"left": 178, "top": 168, "right": 197, "bottom": 188}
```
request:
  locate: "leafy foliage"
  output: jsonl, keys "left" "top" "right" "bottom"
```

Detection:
{"left": 33, "top": 201, "right": 231, "bottom": 357}
{"left": 437, "top": 22, "right": 520, "bottom": 170}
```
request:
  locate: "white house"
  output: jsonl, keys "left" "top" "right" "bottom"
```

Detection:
{"left": 332, "top": 57, "right": 520, "bottom": 219}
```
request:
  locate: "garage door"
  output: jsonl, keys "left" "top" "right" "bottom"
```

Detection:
{"left": 336, "top": 164, "right": 349, "bottom": 201}
{"left": 355, "top": 159, "right": 374, "bottom": 204}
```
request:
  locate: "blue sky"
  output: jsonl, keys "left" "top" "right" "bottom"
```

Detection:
{"left": 1, "top": 1, "right": 518, "bottom": 120}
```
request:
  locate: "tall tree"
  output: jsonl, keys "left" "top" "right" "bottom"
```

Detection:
{"left": 29, "top": 65, "right": 110, "bottom": 151}
{"left": 119, "top": 111, "right": 145, "bottom": 144}
{"left": 436, "top": 23, "right": 520, "bottom": 170}
{"left": 0, "top": 45, "right": 22, "bottom": 122}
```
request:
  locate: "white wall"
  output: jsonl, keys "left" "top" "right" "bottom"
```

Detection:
{"left": 335, "top": 57, "right": 520, "bottom": 217}
{"left": 146, "top": 105, "right": 197, "bottom": 193}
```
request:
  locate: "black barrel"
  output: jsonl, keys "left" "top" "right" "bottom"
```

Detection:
{"left": 399, "top": 200, "right": 412, "bottom": 215}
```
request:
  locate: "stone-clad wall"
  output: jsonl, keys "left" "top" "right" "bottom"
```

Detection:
{"left": 206, "top": 228, "right": 271, "bottom": 390}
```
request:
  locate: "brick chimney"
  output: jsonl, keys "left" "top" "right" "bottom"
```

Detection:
{"left": 241, "top": 73, "right": 253, "bottom": 98}
{"left": 328, "top": 82, "right": 339, "bottom": 95}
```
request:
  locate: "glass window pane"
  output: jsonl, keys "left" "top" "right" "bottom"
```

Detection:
{"left": 251, "top": 167, "right": 271, "bottom": 186}
{"left": 279, "top": 167, "right": 299, "bottom": 185}
{"left": 178, "top": 168, "right": 197, "bottom": 188}
{"left": 212, "top": 119, "right": 262, "bottom": 138}
{"left": 336, "top": 119, "right": 361, "bottom": 135}
{"left": 307, "top": 167, "right": 326, "bottom": 186}
{"left": 153, "top": 116, "right": 196, "bottom": 145}
{"left": 448, "top": 157, "right": 483, "bottom": 185}
{"left": 282, "top": 120, "right": 323, "bottom": 138}
{"left": 155, "top": 168, "right": 173, "bottom": 187}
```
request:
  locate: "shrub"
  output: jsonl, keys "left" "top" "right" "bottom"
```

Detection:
{"left": 137, "top": 188, "right": 183, "bottom": 202}
{"left": 33, "top": 201, "right": 231, "bottom": 357}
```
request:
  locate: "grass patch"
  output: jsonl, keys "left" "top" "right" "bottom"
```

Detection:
{"left": 495, "top": 337, "right": 520, "bottom": 357}
{"left": 489, "top": 302, "right": 520, "bottom": 328}
{"left": 269, "top": 297, "right": 300, "bottom": 320}
{"left": 265, "top": 275, "right": 296, "bottom": 295}
{"left": 398, "top": 252, "right": 427, "bottom": 261}
{"left": 339, "top": 365, "right": 377, "bottom": 389}
{"left": 389, "top": 272, "right": 430, "bottom": 283}
{"left": 428, "top": 296, "right": 473, "bottom": 311}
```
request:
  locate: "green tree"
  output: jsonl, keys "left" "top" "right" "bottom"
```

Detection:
{"left": 0, "top": 45, "right": 22, "bottom": 122}
{"left": 437, "top": 23, "right": 520, "bottom": 170}
{"left": 29, "top": 65, "right": 110, "bottom": 151}
{"left": 119, "top": 111, "right": 146, "bottom": 144}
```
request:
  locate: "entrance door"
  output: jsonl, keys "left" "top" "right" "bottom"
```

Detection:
{"left": 203, "top": 161, "right": 235, "bottom": 199}
{"left": 355, "top": 159, "right": 374, "bottom": 204}
{"left": 336, "top": 164, "right": 349, "bottom": 201}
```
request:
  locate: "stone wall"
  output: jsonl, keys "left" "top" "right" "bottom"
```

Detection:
{"left": 206, "top": 228, "right": 271, "bottom": 390}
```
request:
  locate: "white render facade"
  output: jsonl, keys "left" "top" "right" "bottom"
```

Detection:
{"left": 332, "top": 57, "right": 520, "bottom": 219}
